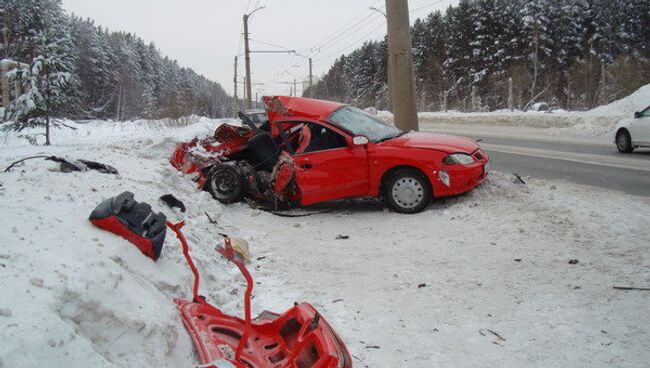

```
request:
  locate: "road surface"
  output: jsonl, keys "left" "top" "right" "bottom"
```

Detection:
{"left": 422, "top": 125, "right": 650, "bottom": 197}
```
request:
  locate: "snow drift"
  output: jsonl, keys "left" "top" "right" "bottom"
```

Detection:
{"left": 1, "top": 117, "right": 649, "bottom": 367}
{"left": 412, "top": 83, "right": 650, "bottom": 137}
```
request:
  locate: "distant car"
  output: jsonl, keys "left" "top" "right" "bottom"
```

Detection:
{"left": 528, "top": 102, "right": 549, "bottom": 112}
{"left": 614, "top": 105, "right": 650, "bottom": 153}
{"left": 171, "top": 96, "right": 490, "bottom": 213}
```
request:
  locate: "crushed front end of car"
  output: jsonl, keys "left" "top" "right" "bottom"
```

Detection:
{"left": 170, "top": 112, "right": 300, "bottom": 207}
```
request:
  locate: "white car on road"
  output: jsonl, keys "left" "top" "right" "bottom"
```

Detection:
{"left": 614, "top": 105, "right": 650, "bottom": 153}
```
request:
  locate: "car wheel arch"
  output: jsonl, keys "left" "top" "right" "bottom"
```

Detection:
{"left": 617, "top": 127, "right": 631, "bottom": 137}
{"left": 380, "top": 165, "right": 434, "bottom": 199}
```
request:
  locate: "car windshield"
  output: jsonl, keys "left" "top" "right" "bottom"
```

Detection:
{"left": 328, "top": 106, "right": 403, "bottom": 142}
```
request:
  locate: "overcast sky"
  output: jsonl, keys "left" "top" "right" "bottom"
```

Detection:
{"left": 61, "top": 0, "right": 457, "bottom": 98}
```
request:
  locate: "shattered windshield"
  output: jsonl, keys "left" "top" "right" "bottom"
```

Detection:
{"left": 328, "top": 106, "right": 403, "bottom": 142}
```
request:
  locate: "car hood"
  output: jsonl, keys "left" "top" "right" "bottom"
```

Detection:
{"left": 379, "top": 131, "right": 479, "bottom": 153}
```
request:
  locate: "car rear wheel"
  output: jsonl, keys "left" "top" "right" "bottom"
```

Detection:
{"left": 384, "top": 169, "right": 432, "bottom": 214}
{"left": 206, "top": 164, "right": 245, "bottom": 204}
{"left": 616, "top": 129, "right": 634, "bottom": 153}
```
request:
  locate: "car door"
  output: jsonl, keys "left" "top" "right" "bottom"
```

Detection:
{"left": 290, "top": 122, "right": 370, "bottom": 206}
{"left": 631, "top": 106, "right": 650, "bottom": 145}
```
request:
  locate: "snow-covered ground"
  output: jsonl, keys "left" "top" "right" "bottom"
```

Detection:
{"left": 1, "top": 115, "right": 649, "bottom": 367}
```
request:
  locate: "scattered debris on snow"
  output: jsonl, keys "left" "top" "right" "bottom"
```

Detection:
{"left": 1, "top": 116, "right": 649, "bottom": 367}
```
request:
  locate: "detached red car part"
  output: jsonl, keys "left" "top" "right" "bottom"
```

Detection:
{"left": 89, "top": 191, "right": 167, "bottom": 260}
{"left": 167, "top": 221, "right": 352, "bottom": 368}
{"left": 171, "top": 96, "right": 490, "bottom": 213}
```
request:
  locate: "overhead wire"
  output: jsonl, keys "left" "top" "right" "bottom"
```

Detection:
{"left": 313, "top": 21, "right": 385, "bottom": 63}
{"left": 410, "top": 0, "right": 445, "bottom": 15}
{"left": 265, "top": 0, "right": 443, "bottom": 95}
{"left": 307, "top": 0, "right": 383, "bottom": 53}
{"left": 249, "top": 38, "right": 295, "bottom": 51}
{"left": 312, "top": 0, "right": 446, "bottom": 65}
{"left": 312, "top": 12, "right": 382, "bottom": 53}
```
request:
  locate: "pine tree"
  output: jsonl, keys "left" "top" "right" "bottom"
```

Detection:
{"left": 3, "top": 0, "right": 79, "bottom": 145}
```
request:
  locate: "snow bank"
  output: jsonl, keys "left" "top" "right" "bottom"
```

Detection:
{"left": 586, "top": 84, "right": 650, "bottom": 117}
{"left": 411, "top": 83, "right": 650, "bottom": 137}
{"left": 0, "top": 117, "right": 248, "bottom": 367}
{"left": 0, "top": 115, "right": 238, "bottom": 147}
{"left": 1, "top": 118, "right": 649, "bottom": 367}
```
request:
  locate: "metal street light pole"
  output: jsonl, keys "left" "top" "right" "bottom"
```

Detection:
{"left": 369, "top": 6, "right": 392, "bottom": 112}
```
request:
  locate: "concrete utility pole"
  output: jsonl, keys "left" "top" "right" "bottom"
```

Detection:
{"left": 308, "top": 58, "right": 313, "bottom": 97}
{"left": 243, "top": 15, "right": 252, "bottom": 109}
{"left": 233, "top": 56, "right": 238, "bottom": 103}
{"left": 243, "top": 76, "right": 247, "bottom": 102}
{"left": 385, "top": 0, "right": 418, "bottom": 131}
{"left": 243, "top": 6, "right": 265, "bottom": 110}
{"left": 292, "top": 52, "right": 314, "bottom": 97}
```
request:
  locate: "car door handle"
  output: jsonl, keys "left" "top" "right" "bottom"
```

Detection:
{"left": 300, "top": 163, "right": 313, "bottom": 169}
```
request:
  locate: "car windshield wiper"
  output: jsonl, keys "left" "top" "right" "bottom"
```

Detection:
{"left": 375, "top": 131, "right": 405, "bottom": 143}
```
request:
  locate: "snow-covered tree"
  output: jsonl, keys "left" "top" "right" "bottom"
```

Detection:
{"left": 3, "top": 0, "right": 78, "bottom": 145}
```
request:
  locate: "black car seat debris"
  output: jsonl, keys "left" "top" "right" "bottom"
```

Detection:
{"left": 159, "top": 194, "right": 186, "bottom": 212}
{"left": 4, "top": 155, "right": 118, "bottom": 175}
{"left": 89, "top": 191, "right": 166, "bottom": 260}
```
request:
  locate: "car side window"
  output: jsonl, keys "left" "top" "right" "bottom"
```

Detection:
{"left": 301, "top": 123, "right": 347, "bottom": 154}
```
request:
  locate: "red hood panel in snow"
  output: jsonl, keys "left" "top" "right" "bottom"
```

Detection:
{"left": 380, "top": 131, "right": 479, "bottom": 153}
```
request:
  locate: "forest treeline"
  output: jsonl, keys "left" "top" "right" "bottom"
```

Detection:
{"left": 1, "top": 0, "right": 231, "bottom": 128}
{"left": 306, "top": 0, "right": 650, "bottom": 112}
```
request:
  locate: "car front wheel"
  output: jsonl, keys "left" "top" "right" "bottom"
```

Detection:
{"left": 616, "top": 129, "right": 634, "bottom": 153}
{"left": 384, "top": 169, "right": 432, "bottom": 214}
{"left": 205, "top": 164, "right": 245, "bottom": 204}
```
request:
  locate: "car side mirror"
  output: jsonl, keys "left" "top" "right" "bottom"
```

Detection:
{"left": 352, "top": 136, "right": 369, "bottom": 145}
{"left": 634, "top": 111, "right": 641, "bottom": 118}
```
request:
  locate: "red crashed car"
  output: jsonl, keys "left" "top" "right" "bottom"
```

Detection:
{"left": 171, "top": 96, "right": 490, "bottom": 213}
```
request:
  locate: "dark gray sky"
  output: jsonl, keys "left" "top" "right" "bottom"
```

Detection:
{"left": 61, "top": 0, "right": 457, "bottom": 97}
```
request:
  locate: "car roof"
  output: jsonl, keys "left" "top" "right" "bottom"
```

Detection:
{"left": 263, "top": 96, "right": 346, "bottom": 121}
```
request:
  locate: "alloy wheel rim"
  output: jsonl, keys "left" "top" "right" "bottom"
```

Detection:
{"left": 391, "top": 177, "right": 424, "bottom": 209}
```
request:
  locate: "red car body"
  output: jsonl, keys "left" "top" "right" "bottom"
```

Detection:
{"left": 171, "top": 96, "right": 489, "bottom": 213}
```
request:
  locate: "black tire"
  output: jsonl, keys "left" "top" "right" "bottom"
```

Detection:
{"left": 205, "top": 164, "right": 245, "bottom": 204}
{"left": 383, "top": 168, "right": 432, "bottom": 214}
{"left": 616, "top": 129, "right": 634, "bottom": 153}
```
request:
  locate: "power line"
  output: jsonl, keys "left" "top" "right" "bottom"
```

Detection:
{"left": 313, "top": 1, "right": 445, "bottom": 65}
{"left": 249, "top": 38, "right": 295, "bottom": 51}
{"left": 314, "top": 21, "right": 385, "bottom": 63}
{"left": 410, "top": 0, "right": 445, "bottom": 14}
{"left": 313, "top": 12, "right": 382, "bottom": 53}
{"left": 307, "top": 0, "right": 383, "bottom": 52}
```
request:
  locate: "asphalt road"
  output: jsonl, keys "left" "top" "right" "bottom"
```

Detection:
{"left": 423, "top": 126, "right": 650, "bottom": 197}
